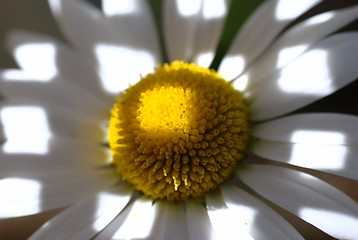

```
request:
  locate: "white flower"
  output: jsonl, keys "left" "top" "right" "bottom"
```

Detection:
{"left": 1, "top": 0, "right": 358, "bottom": 239}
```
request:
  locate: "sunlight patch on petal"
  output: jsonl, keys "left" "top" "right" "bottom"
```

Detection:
{"left": 1, "top": 106, "right": 51, "bottom": 154}
{"left": 29, "top": 186, "right": 131, "bottom": 239}
{"left": 275, "top": 0, "right": 321, "bottom": 20}
{"left": 195, "top": 52, "right": 215, "bottom": 68}
{"left": 191, "top": 0, "right": 229, "bottom": 68}
{"left": 290, "top": 144, "right": 347, "bottom": 170}
{"left": 102, "top": 0, "right": 136, "bottom": 16}
{"left": 202, "top": 0, "right": 226, "bottom": 19}
{"left": 93, "top": 190, "right": 132, "bottom": 232}
{"left": 206, "top": 194, "right": 255, "bottom": 240}
{"left": 221, "top": 185, "right": 304, "bottom": 240}
{"left": 218, "top": 55, "right": 245, "bottom": 81}
{"left": 48, "top": 0, "right": 62, "bottom": 15}
{"left": 299, "top": 208, "right": 358, "bottom": 240}
{"left": 306, "top": 11, "right": 335, "bottom": 25}
{"left": 95, "top": 44, "right": 156, "bottom": 94}
{"left": 207, "top": 207, "right": 255, "bottom": 240}
{"left": 2, "top": 43, "right": 57, "bottom": 82}
{"left": 288, "top": 130, "right": 347, "bottom": 170}
{"left": 278, "top": 49, "right": 332, "bottom": 95}
{"left": 277, "top": 45, "right": 308, "bottom": 69}
{"left": 0, "top": 178, "right": 41, "bottom": 218}
{"left": 112, "top": 199, "right": 157, "bottom": 239}
{"left": 176, "top": 0, "right": 202, "bottom": 17}
{"left": 253, "top": 141, "right": 354, "bottom": 174}
{"left": 252, "top": 113, "right": 358, "bottom": 179}
{"left": 233, "top": 74, "right": 249, "bottom": 92}
{"left": 213, "top": 195, "right": 257, "bottom": 233}
{"left": 252, "top": 113, "right": 358, "bottom": 145}
{"left": 164, "top": 0, "right": 204, "bottom": 61}
{"left": 291, "top": 130, "right": 346, "bottom": 145}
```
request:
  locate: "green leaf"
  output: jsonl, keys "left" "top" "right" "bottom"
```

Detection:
{"left": 148, "top": 0, "right": 169, "bottom": 63}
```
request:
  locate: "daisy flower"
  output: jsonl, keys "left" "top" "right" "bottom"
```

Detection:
{"left": 1, "top": 0, "right": 358, "bottom": 239}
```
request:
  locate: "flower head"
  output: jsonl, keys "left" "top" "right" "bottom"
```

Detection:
{"left": 1, "top": 0, "right": 358, "bottom": 239}
{"left": 109, "top": 61, "right": 249, "bottom": 201}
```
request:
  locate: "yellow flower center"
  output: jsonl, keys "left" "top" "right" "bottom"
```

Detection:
{"left": 109, "top": 61, "right": 249, "bottom": 201}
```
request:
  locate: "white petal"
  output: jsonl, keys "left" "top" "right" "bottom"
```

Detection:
{"left": 192, "top": 0, "right": 230, "bottom": 68}
{"left": 0, "top": 170, "right": 116, "bottom": 218}
{"left": 48, "top": 0, "right": 159, "bottom": 94}
{"left": 29, "top": 185, "right": 132, "bottom": 240}
{"left": 95, "top": 198, "right": 158, "bottom": 240}
{"left": 206, "top": 193, "right": 254, "bottom": 240}
{"left": 48, "top": 0, "right": 116, "bottom": 53}
{"left": 0, "top": 75, "right": 108, "bottom": 120}
{"left": 248, "top": 32, "right": 358, "bottom": 121}
{"left": 0, "top": 178, "right": 42, "bottom": 218}
{"left": 4, "top": 36, "right": 57, "bottom": 82}
{"left": 221, "top": 185, "right": 304, "bottom": 240}
{"left": 0, "top": 101, "right": 106, "bottom": 143}
{"left": 0, "top": 139, "right": 110, "bottom": 177}
{"left": 252, "top": 113, "right": 358, "bottom": 145}
{"left": 252, "top": 140, "right": 358, "bottom": 181}
{"left": 163, "top": 0, "right": 202, "bottom": 61}
{"left": 274, "top": 0, "right": 322, "bottom": 20}
{"left": 151, "top": 201, "right": 188, "bottom": 240}
{"left": 4, "top": 30, "right": 113, "bottom": 102}
{"left": 101, "top": 0, "right": 161, "bottom": 62}
{"left": 102, "top": 0, "right": 136, "bottom": 15}
{"left": 244, "top": 6, "right": 358, "bottom": 89}
{"left": 237, "top": 164, "right": 358, "bottom": 240}
{"left": 98, "top": 0, "right": 161, "bottom": 93}
{"left": 219, "top": 0, "right": 321, "bottom": 79}
{"left": 0, "top": 105, "right": 52, "bottom": 155}
{"left": 94, "top": 43, "right": 157, "bottom": 93}
{"left": 186, "top": 200, "right": 217, "bottom": 240}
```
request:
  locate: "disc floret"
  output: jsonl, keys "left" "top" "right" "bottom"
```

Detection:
{"left": 109, "top": 61, "right": 249, "bottom": 201}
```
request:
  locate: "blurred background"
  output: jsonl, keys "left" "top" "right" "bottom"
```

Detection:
{"left": 0, "top": 0, "right": 357, "bottom": 239}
